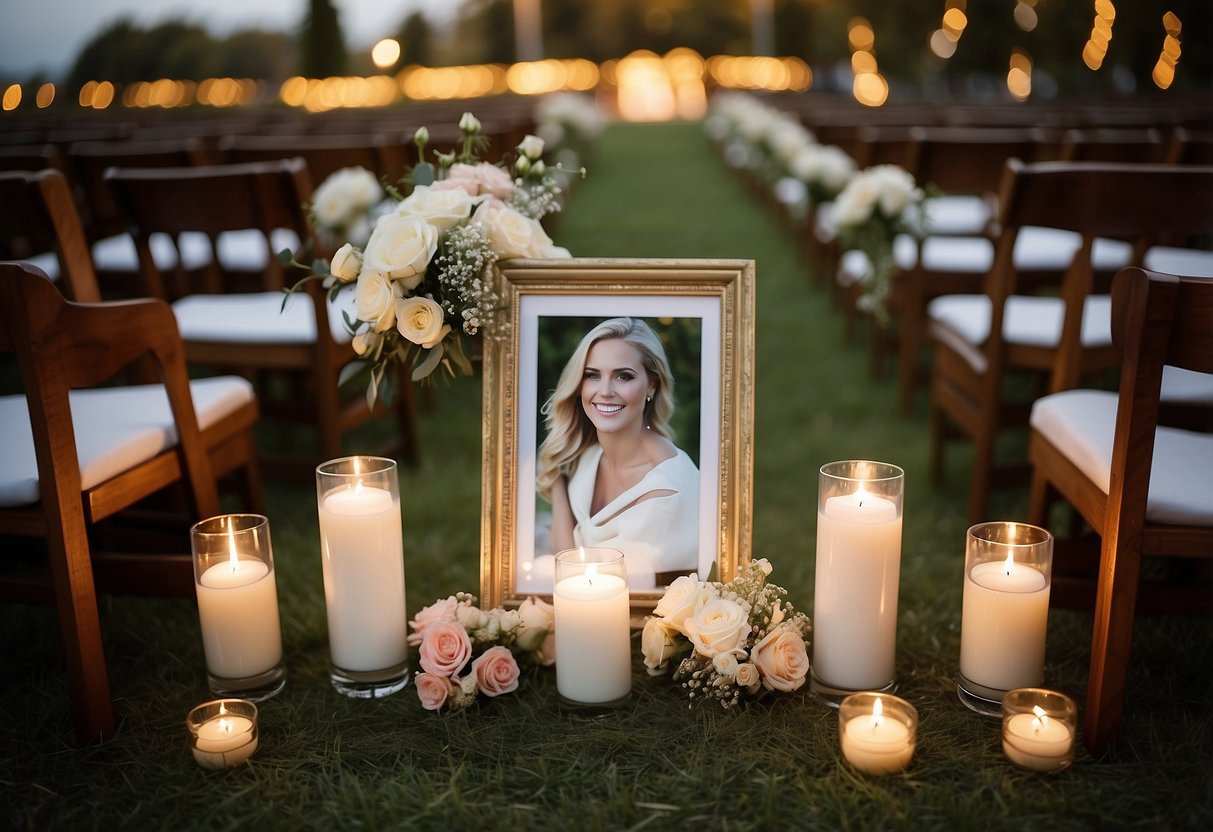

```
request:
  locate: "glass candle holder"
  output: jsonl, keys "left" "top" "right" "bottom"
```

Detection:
{"left": 316, "top": 456, "right": 409, "bottom": 699}
{"left": 838, "top": 692, "right": 918, "bottom": 775}
{"left": 191, "top": 514, "right": 285, "bottom": 701}
{"left": 811, "top": 460, "right": 905, "bottom": 704}
{"left": 187, "top": 698, "right": 259, "bottom": 770}
{"left": 553, "top": 547, "right": 631, "bottom": 707}
{"left": 1002, "top": 688, "right": 1077, "bottom": 773}
{"left": 958, "top": 522, "right": 1053, "bottom": 716}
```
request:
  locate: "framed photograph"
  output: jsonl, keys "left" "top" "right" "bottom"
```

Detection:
{"left": 480, "top": 258, "right": 755, "bottom": 614}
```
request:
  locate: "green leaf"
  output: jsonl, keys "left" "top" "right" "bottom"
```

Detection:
{"left": 276, "top": 248, "right": 295, "bottom": 265}
{"left": 413, "top": 162, "right": 434, "bottom": 187}
{"left": 338, "top": 360, "right": 367, "bottom": 387}
{"left": 412, "top": 342, "right": 444, "bottom": 381}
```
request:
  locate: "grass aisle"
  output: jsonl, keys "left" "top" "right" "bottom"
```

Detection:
{"left": 1, "top": 121, "right": 1210, "bottom": 831}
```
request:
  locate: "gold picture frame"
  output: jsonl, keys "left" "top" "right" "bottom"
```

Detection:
{"left": 480, "top": 258, "right": 755, "bottom": 613}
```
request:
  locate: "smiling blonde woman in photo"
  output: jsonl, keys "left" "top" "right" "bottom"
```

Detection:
{"left": 536, "top": 317, "right": 700, "bottom": 587}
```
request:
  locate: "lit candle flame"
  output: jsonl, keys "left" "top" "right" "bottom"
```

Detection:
{"left": 871, "top": 696, "right": 884, "bottom": 730}
{"left": 586, "top": 562, "right": 598, "bottom": 587}
{"left": 353, "top": 457, "right": 363, "bottom": 497}
{"left": 1002, "top": 550, "right": 1016, "bottom": 577}
{"left": 1032, "top": 704, "right": 1049, "bottom": 734}
{"left": 218, "top": 717, "right": 233, "bottom": 736}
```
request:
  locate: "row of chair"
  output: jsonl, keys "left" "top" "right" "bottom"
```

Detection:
{"left": 718, "top": 98, "right": 1213, "bottom": 755}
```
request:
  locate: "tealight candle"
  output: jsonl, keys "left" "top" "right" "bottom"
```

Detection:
{"left": 553, "top": 547, "right": 631, "bottom": 706}
{"left": 958, "top": 522, "right": 1053, "bottom": 715}
{"left": 187, "top": 699, "right": 259, "bottom": 770}
{"left": 839, "top": 692, "right": 917, "bottom": 775}
{"left": 1002, "top": 688, "right": 1077, "bottom": 773}
{"left": 812, "top": 461, "right": 905, "bottom": 701}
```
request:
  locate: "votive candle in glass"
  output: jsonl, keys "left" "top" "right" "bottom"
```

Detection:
{"left": 1002, "top": 688, "right": 1077, "bottom": 773}
{"left": 191, "top": 514, "right": 285, "bottom": 701}
{"left": 958, "top": 522, "right": 1053, "bottom": 716}
{"left": 811, "top": 460, "right": 905, "bottom": 703}
{"left": 187, "top": 698, "right": 259, "bottom": 770}
{"left": 553, "top": 547, "right": 631, "bottom": 706}
{"left": 839, "top": 691, "right": 917, "bottom": 775}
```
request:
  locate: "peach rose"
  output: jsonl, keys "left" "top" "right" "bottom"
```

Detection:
{"left": 418, "top": 620, "right": 472, "bottom": 677}
{"left": 750, "top": 626, "right": 809, "bottom": 693}
{"left": 407, "top": 595, "right": 459, "bottom": 647}
{"left": 435, "top": 162, "right": 515, "bottom": 200}
{"left": 683, "top": 597, "right": 750, "bottom": 658}
{"left": 471, "top": 646, "right": 520, "bottom": 697}
{"left": 415, "top": 671, "right": 456, "bottom": 711}
{"left": 640, "top": 615, "right": 682, "bottom": 674}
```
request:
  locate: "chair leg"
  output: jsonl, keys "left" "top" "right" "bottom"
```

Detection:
{"left": 393, "top": 368, "right": 420, "bottom": 468}
{"left": 1027, "top": 470, "right": 1051, "bottom": 527}
{"left": 315, "top": 367, "right": 344, "bottom": 462}
{"left": 896, "top": 291, "right": 925, "bottom": 415}
{"left": 966, "top": 398, "right": 1000, "bottom": 525}
{"left": 1083, "top": 532, "right": 1144, "bottom": 756}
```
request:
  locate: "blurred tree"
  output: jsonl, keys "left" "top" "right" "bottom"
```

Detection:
{"left": 397, "top": 12, "right": 433, "bottom": 68}
{"left": 299, "top": 0, "right": 348, "bottom": 78}
{"left": 221, "top": 30, "right": 297, "bottom": 82}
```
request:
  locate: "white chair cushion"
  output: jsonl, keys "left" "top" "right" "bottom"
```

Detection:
{"left": 1144, "top": 246, "right": 1213, "bottom": 277}
{"left": 0, "top": 376, "right": 255, "bottom": 508}
{"left": 921, "top": 195, "right": 993, "bottom": 236}
{"left": 928, "top": 293, "right": 1113, "bottom": 349}
{"left": 90, "top": 229, "right": 302, "bottom": 274}
{"left": 22, "top": 251, "right": 60, "bottom": 281}
{"left": 1161, "top": 366, "right": 1213, "bottom": 406}
{"left": 1030, "top": 389, "right": 1213, "bottom": 525}
{"left": 172, "top": 289, "right": 355, "bottom": 345}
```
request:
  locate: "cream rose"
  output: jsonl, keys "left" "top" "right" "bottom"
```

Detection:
{"left": 750, "top": 626, "right": 809, "bottom": 693}
{"left": 329, "top": 242, "right": 362, "bottom": 282}
{"left": 641, "top": 615, "right": 683, "bottom": 674}
{"left": 407, "top": 595, "right": 459, "bottom": 647}
{"left": 418, "top": 621, "right": 472, "bottom": 677}
{"left": 734, "top": 662, "right": 761, "bottom": 692}
{"left": 653, "top": 574, "right": 706, "bottom": 630}
{"left": 683, "top": 597, "right": 751, "bottom": 658}
{"left": 473, "top": 200, "right": 546, "bottom": 259}
{"left": 396, "top": 295, "right": 451, "bottom": 349}
{"left": 415, "top": 672, "right": 455, "bottom": 710}
{"left": 514, "top": 596, "right": 555, "bottom": 652}
{"left": 396, "top": 185, "right": 478, "bottom": 232}
{"left": 712, "top": 651, "right": 739, "bottom": 678}
{"left": 355, "top": 271, "right": 403, "bottom": 333}
{"left": 361, "top": 212, "right": 438, "bottom": 290}
{"left": 471, "top": 645, "right": 520, "bottom": 697}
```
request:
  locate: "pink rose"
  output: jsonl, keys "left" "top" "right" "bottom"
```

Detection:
{"left": 419, "top": 620, "right": 472, "bottom": 676}
{"left": 750, "top": 627, "right": 809, "bottom": 693}
{"left": 415, "top": 671, "right": 455, "bottom": 711}
{"left": 407, "top": 596, "right": 459, "bottom": 646}
{"left": 434, "top": 162, "right": 515, "bottom": 199}
{"left": 471, "top": 645, "right": 520, "bottom": 697}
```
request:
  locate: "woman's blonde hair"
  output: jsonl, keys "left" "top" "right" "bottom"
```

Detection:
{"left": 535, "top": 317, "right": 675, "bottom": 500}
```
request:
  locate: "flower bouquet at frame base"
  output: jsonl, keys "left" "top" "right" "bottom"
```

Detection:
{"left": 408, "top": 592, "right": 556, "bottom": 712}
{"left": 831, "top": 164, "right": 926, "bottom": 329}
{"left": 641, "top": 559, "right": 812, "bottom": 709}
{"left": 284, "top": 112, "right": 580, "bottom": 406}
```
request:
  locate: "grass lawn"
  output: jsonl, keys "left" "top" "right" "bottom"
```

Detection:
{"left": 2, "top": 121, "right": 1210, "bottom": 831}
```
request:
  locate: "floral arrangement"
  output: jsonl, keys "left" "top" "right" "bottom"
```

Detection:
{"left": 641, "top": 559, "right": 812, "bottom": 710}
{"left": 409, "top": 592, "right": 555, "bottom": 713}
{"left": 788, "top": 143, "right": 857, "bottom": 207}
{"left": 309, "top": 166, "right": 389, "bottom": 248}
{"left": 831, "top": 164, "right": 927, "bottom": 327}
{"left": 287, "top": 112, "right": 578, "bottom": 404}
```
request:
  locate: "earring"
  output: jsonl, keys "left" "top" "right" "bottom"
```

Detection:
{"left": 646, "top": 395, "right": 652, "bottom": 403}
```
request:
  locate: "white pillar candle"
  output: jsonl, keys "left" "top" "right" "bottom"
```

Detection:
{"left": 813, "top": 478, "right": 904, "bottom": 692}
{"left": 318, "top": 480, "right": 408, "bottom": 673}
{"left": 195, "top": 535, "right": 282, "bottom": 682}
{"left": 839, "top": 693, "right": 917, "bottom": 775}
{"left": 960, "top": 551, "right": 1050, "bottom": 693}
{"left": 554, "top": 557, "right": 632, "bottom": 704}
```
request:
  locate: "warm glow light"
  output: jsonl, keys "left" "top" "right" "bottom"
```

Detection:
{"left": 1095, "top": 0, "right": 1116, "bottom": 22}
{"left": 1007, "top": 66, "right": 1032, "bottom": 100}
{"left": 1014, "top": 2, "right": 1038, "bottom": 32}
{"left": 930, "top": 29, "right": 959, "bottom": 59}
{"left": 847, "top": 18, "right": 875, "bottom": 51}
{"left": 35, "top": 83, "right": 55, "bottom": 108}
{"left": 1153, "top": 13, "right": 1182, "bottom": 89}
{"left": 1163, "top": 11, "right": 1181, "bottom": 36}
{"left": 1152, "top": 58, "right": 1175, "bottom": 89}
{"left": 853, "top": 72, "right": 888, "bottom": 107}
{"left": 371, "top": 38, "right": 401, "bottom": 70}
{"left": 942, "top": 8, "right": 968, "bottom": 35}
{"left": 2, "top": 84, "right": 20, "bottom": 111}
{"left": 616, "top": 50, "right": 676, "bottom": 122}
{"left": 851, "top": 51, "right": 878, "bottom": 74}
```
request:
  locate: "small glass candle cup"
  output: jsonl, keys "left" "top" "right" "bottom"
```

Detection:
{"left": 1002, "top": 688, "right": 1077, "bottom": 773}
{"left": 958, "top": 521, "right": 1053, "bottom": 716}
{"left": 811, "top": 460, "right": 905, "bottom": 705}
{"left": 838, "top": 692, "right": 918, "bottom": 775}
{"left": 553, "top": 547, "right": 631, "bottom": 708}
{"left": 187, "top": 698, "right": 259, "bottom": 770}
{"left": 316, "top": 456, "right": 410, "bottom": 699}
{"left": 191, "top": 514, "right": 285, "bottom": 701}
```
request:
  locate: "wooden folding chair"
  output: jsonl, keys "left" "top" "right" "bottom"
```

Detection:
{"left": 0, "top": 261, "right": 260, "bottom": 744}
{"left": 219, "top": 133, "right": 408, "bottom": 190}
{"left": 1027, "top": 267, "right": 1213, "bottom": 754}
{"left": 927, "top": 161, "right": 1213, "bottom": 524}
{"left": 0, "top": 169, "right": 100, "bottom": 302}
{"left": 104, "top": 159, "right": 419, "bottom": 474}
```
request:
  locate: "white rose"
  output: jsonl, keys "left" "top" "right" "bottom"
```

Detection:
{"left": 497, "top": 609, "right": 521, "bottom": 634}
{"left": 456, "top": 604, "right": 485, "bottom": 631}
{"left": 354, "top": 271, "right": 402, "bottom": 333}
{"left": 474, "top": 200, "right": 555, "bottom": 259}
{"left": 396, "top": 185, "right": 478, "bottom": 232}
{"left": 712, "top": 651, "right": 739, "bottom": 678}
{"left": 683, "top": 597, "right": 751, "bottom": 658}
{"left": 641, "top": 615, "right": 682, "bottom": 674}
{"left": 312, "top": 186, "right": 352, "bottom": 229}
{"left": 518, "top": 134, "right": 545, "bottom": 161}
{"left": 361, "top": 212, "right": 438, "bottom": 290}
{"left": 832, "top": 175, "right": 878, "bottom": 229}
{"left": 329, "top": 243, "right": 361, "bottom": 282}
{"left": 514, "top": 596, "right": 555, "bottom": 652}
{"left": 653, "top": 574, "right": 706, "bottom": 630}
{"left": 396, "top": 295, "right": 451, "bottom": 349}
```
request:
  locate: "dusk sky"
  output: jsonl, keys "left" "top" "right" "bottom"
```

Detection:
{"left": 0, "top": 0, "right": 464, "bottom": 78}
